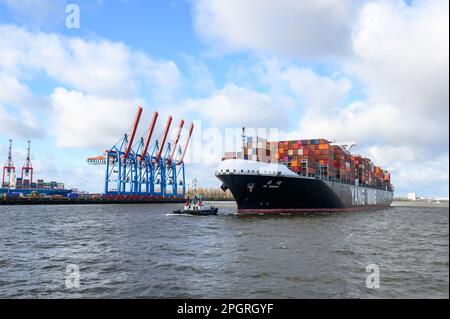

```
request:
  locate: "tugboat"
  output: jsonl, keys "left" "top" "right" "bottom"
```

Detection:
{"left": 172, "top": 194, "right": 218, "bottom": 216}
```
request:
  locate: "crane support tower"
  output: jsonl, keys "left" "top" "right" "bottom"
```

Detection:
{"left": 2, "top": 139, "right": 15, "bottom": 188}
{"left": 87, "top": 106, "right": 194, "bottom": 198}
{"left": 21, "top": 140, "right": 33, "bottom": 184}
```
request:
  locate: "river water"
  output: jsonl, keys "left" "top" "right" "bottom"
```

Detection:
{"left": 0, "top": 202, "right": 448, "bottom": 298}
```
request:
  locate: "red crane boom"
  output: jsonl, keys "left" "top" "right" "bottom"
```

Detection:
{"left": 154, "top": 116, "right": 172, "bottom": 163}
{"left": 167, "top": 119, "right": 184, "bottom": 164}
{"left": 140, "top": 111, "right": 158, "bottom": 161}
{"left": 177, "top": 122, "right": 194, "bottom": 165}
{"left": 123, "top": 106, "right": 143, "bottom": 159}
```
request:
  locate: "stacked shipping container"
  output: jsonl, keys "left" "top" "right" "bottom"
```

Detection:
{"left": 221, "top": 152, "right": 243, "bottom": 161}
{"left": 246, "top": 136, "right": 270, "bottom": 162}
{"left": 221, "top": 136, "right": 392, "bottom": 190}
{"left": 273, "top": 140, "right": 319, "bottom": 176}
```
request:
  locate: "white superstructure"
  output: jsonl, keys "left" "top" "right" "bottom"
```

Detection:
{"left": 215, "top": 159, "right": 302, "bottom": 178}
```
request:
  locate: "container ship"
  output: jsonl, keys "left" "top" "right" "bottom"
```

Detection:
{"left": 216, "top": 130, "right": 393, "bottom": 214}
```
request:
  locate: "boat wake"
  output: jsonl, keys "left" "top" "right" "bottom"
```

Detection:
{"left": 165, "top": 213, "right": 194, "bottom": 217}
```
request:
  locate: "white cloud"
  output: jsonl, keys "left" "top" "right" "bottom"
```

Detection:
{"left": 193, "top": 0, "right": 361, "bottom": 58}
{"left": 181, "top": 54, "right": 216, "bottom": 96}
{"left": 291, "top": 0, "right": 449, "bottom": 152}
{"left": 350, "top": 0, "right": 449, "bottom": 118}
{"left": 0, "top": 104, "right": 45, "bottom": 138}
{"left": 183, "top": 84, "right": 287, "bottom": 128}
{"left": 0, "top": 74, "right": 33, "bottom": 106}
{"left": 0, "top": 24, "right": 182, "bottom": 148}
{"left": 50, "top": 88, "right": 142, "bottom": 148}
{"left": 0, "top": 25, "right": 181, "bottom": 97}
{"left": 192, "top": 0, "right": 449, "bottom": 148}
{"left": 254, "top": 59, "right": 352, "bottom": 112}
{"left": 0, "top": 73, "right": 48, "bottom": 111}
{"left": 298, "top": 101, "right": 447, "bottom": 148}
{"left": 133, "top": 52, "right": 182, "bottom": 101}
{"left": 282, "top": 69, "right": 351, "bottom": 109}
{"left": 394, "top": 155, "right": 449, "bottom": 197}
{"left": 352, "top": 143, "right": 449, "bottom": 197}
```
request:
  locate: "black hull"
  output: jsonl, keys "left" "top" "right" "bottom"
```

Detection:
{"left": 217, "top": 174, "right": 393, "bottom": 214}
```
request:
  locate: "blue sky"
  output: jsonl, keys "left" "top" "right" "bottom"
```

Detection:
{"left": 0, "top": 0, "right": 448, "bottom": 197}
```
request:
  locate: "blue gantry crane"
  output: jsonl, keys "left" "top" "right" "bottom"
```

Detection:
{"left": 87, "top": 106, "right": 194, "bottom": 198}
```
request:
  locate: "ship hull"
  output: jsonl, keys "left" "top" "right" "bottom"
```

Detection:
{"left": 217, "top": 173, "right": 393, "bottom": 214}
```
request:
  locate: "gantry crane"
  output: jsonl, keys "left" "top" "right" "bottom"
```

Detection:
{"left": 21, "top": 140, "right": 33, "bottom": 184}
{"left": 2, "top": 139, "right": 15, "bottom": 188}
{"left": 87, "top": 106, "right": 194, "bottom": 197}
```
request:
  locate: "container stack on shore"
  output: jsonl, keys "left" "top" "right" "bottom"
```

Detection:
{"left": 2, "top": 178, "right": 65, "bottom": 191}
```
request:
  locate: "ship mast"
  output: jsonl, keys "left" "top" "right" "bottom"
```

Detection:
{"left": 241, "top": 127, "right": 246, "bottom": 158}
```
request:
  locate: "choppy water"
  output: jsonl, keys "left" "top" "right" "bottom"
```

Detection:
{"left": 0, "top": 202, "right": 448, "bottom": 298}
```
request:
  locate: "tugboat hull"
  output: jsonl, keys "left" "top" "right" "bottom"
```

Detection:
{"left": 172, "top": 207, "right": 218, "bottom": 216}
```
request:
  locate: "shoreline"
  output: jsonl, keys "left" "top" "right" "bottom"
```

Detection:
{"left": 1, "top": 197, "right": 447, "bottom": 208}
{"left": 390, "top": 200, "right": 449, "bottom": 208}
{"left": 0, "top": 197, "right": 185, "bottom": 206}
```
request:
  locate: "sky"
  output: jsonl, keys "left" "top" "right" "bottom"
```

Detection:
{"left": 0, "top": 0, "right": 448, "bottom": 197}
